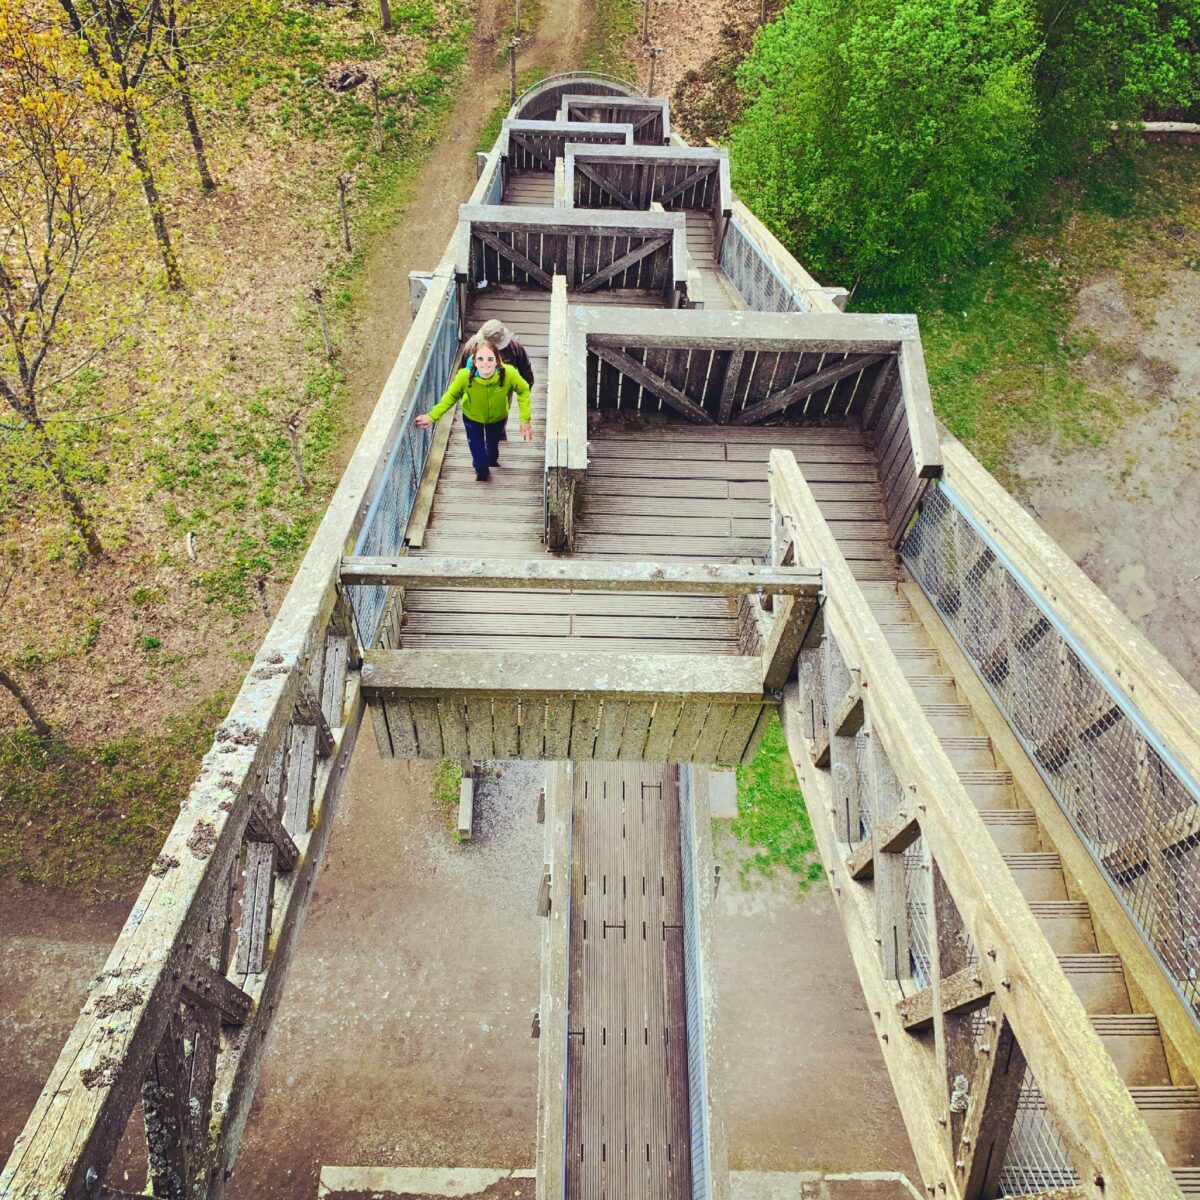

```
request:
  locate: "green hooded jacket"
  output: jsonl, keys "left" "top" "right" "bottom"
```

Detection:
{"left": 428, "top": 364, "right": 531, "bottom": 425}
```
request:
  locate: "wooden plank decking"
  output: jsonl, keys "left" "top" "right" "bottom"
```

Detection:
{"left": 565, "top": 763, "right": 691, "bottom": 1200}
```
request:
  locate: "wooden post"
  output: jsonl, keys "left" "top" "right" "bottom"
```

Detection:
{"left": 647, "top": 46, "right": 660, "bottom": 96}
{"left": 379, "top": 0, "right": 392, "bottom": 30}
{"left": 336, "top": 175, "right": 352, "bottom": 253}
{"left": 759, "top": 0, "right": 767, "bottom": 23}
{"left": 642, "top": 0, "right": 651, "bottom": 41}
{"left": 371, "top": 77, "right": 383, "bottom": 149}
{"left": 509, "top": 39, "right": 517, "bottom": 106}
{"left": 515, "top": 0, "right": 521, "bottom": 35}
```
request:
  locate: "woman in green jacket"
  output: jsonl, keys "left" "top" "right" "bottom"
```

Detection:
{"left": 415, "top": 338, "right": 532, "bottom": 481}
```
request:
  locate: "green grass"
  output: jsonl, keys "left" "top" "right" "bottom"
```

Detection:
{"left": 583, "top": 0, "right": 641, "bottom": 78}
{"left": 730, "top": 717, "right": 823, "bottom": 888}
{"left": 476, "top": 66, "right": 549, "bottom": 153}
{"left": 432, "top": 757, "right": 464, "bottom": 842}
{"left": 0, "top": 693, "right": 229, "bottom": 896}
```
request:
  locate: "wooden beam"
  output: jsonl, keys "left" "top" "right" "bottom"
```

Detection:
{"left": 845, "top": 807, "right": 920, "bottom": 880}
{"left": 181, "top": 960, "right": 253, "bottom": 1026}
{"left": 575, "top": 234, "right": 670, "bottom": 294}
{"left": 761, "top": 593, "right": 819, "bottom": 691}
{"left": 475, "top": 228, "right": 554, "bottom": 289}
{"left": 716, "top": 348, "right": 744, "bottom": 423}
{"left": 294, "top": 679, "right": 333, "bottom": 758}
{"left": 732, "top": 354, "right": 886, "bottom": 425}
{"left": 507, "top": 130, "right": 556, "bottom": 171}
{"left": 859, "top": 356, "right": 899, "bottom": 432}
{"left": 247, "top": 794, "right": 300, "bottom": 871}
{"left": 574, "top": 159, "right": 636, "bottom": 209}
{"left": 363, "top": 649, "right": 771, "bottom": 703}
{"left": 589, "top": 343, "right": 715, "bottom": 424}
{"left": 897, "top": 967, "right": 994, "bottom": 1032}
{"left": 341, "top": 555, "right": 820, "bottom": 595}
{"left": 958, "top": 1010, "right": 1027, "bottom": 1199}
{"left": 657, "top": 164, "right": 714, "bottom": 207}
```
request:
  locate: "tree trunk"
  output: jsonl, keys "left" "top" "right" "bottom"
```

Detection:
{"left": 167, "top": 9, "right": 216, "bottom": 191}
{"left": 0, "top": 666, "right": 53, "bottom": 739}
{"left": 121, "top": 102, "right": 184, "bottom": 289}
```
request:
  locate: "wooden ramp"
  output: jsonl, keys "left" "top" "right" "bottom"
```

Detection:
{"left": 565, "top": 763, "right": 691, "bottom": 1200}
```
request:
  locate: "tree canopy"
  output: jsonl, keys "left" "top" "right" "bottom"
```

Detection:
{"left": 728, "top": 0, "right": 1200, "bottom": 295}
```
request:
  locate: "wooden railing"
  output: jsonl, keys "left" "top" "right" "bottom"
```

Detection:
{"left": 544, "top": 276, "right": 585, "bottom": 551}
{"left": 500, "top": 118, "right": 632, "bottom": 171}
{"left": 767, "top": 448, "right": 1180, "bottom": 1200}
{"left": 562, "top": 144, "right": 729, "bottom": 233}
{"left": 458, "top": 204, "right": 688, "bottom": 300}
{"left": 558, "top": 94, "right": 670, "bottom": 144}
{"left": 903, "top": 436, "right": 1200, "bottom": 1086}
{"left": 512, "top": 72, "right": 641, "bottom": 122}
{"left": 341, "top": 556, "right": 821, "bottom": 765}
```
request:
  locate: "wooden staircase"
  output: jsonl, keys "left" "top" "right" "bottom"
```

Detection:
{"left": 861, "top": 576, "right": 1200, "bottom": 1192}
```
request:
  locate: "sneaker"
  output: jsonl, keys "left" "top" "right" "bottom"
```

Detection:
{"left": 475, "top": 470, "right": 490, "bottom": 482}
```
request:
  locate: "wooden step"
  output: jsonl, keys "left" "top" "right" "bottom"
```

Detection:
{"left": 1029, "top": 901, "right": 1097, "bottom": 954}
{"left": 1003, "top": 853, "right": 1067, "bottom": 901}
{"left": 1092, "top": 1015, "right": 1172, "bottom": 1086}
{"left": 865, "top": 600, "right": 914, "bottom": 624}
{"left": 905, "top": 676, "right": 961, "bottom": 706}
{"left": 1059, "top": 954, "right": 1131, "bottom": 1013}
{"left": 980, "top": 810, "right": 1040, "bottom": 853}
{"left": 920, "top": 703, "right": 980, "bottom": 738}
{"left": 881, "top": 623, "right": 933, "bottom": 651}
{"left": 958, "top": 770, "right": 1017, "bottom": 809}
{"left": 1175, "top": 1168, "right": 1200, "bottom": 1196}
{"left": 939, "top": 736, "right": 996, "bottom": 771}
{"left": 1132, "top": 1087, "right": 1200, "bottom": 1165}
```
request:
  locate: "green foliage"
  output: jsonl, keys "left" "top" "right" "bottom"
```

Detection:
{"left": 731, "top": 717, "right": 823, "bottom": 887}
{"left": 730, "top": 0, "right": 1040, "bottom": 292}
{"left": 431, "top": 757, "right": 464, "bottom": 842}
{"left": 0, "top": 692, "right": 229, "bottom": 894}
{"left": 1033, "top": 0, "right": 1200, "bottom": 179}
{"left": 583, "top": 0, "right": 641, "bottom": 77}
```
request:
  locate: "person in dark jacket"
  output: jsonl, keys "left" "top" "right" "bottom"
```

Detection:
{"left": 461, "top": 319, "right": 533, "bottom": 442}
{"left": 415, "top": 338, "right": 532, "bottom": 481}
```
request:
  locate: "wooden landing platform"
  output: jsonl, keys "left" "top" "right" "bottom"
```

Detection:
{"left": 566, "top": 763, "right": 691, "bottom": 1200}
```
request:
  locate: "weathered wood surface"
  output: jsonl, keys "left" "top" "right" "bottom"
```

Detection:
{"left": 501, "top": 119, "right": 633, "bottom": 172}
{"left": 342, "top": 555, "right": 821, "bottom": 595}
{"left": 769, "top": 448, "right": 1180, "bottom": 1200}
{"left": 558, "top": 94, "right": 670, "bottom": 143}
{"left": 514, "top": 74, "right": 637, "bottom": 122}
{"left": 564, "top": 145, "right": 726, "bottom": 215}
{"left": 460, "top": 204, "right": 686, "bottom": 296}
{"left": 565, "top": 764, "right": 691, "bottom": 1200}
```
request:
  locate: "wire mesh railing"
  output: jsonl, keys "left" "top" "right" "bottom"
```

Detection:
{"left": 719, "top": 217, "right": 808, "bottom": 313}
{"left": 998, "top": 1066, "right": 1079, "bottom": 1195}
{"left": 348, "top": 284, "right": 460, "bottom": 646}
{"left": 902, "top": 483, "right": 1200, "bottom": 1027}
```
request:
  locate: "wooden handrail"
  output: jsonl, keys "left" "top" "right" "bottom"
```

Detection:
{"left": 940, "top": 435, "right": 1200, "bottom": 788}
{"left": 768, "top": 448, "right": 1179, "bottom": 1200}
{"left": 341, "top": 555, "right": 821, "bottom": 595}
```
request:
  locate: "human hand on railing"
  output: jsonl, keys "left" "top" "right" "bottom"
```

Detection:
{"left": 521, "top": 422, "right": 533, "bottom": 441}
{"left": 414, "top": 413, "right": 433, "bottom": 429}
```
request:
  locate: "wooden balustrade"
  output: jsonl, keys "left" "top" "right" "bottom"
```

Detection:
{"left": 500, "top": 118, "right": 632, "bottom": 172}
{"left": 558, "top": 94, "right": 670, "bottom": 144}
{"left": 767, "top": 448, "right": 1179, "bottom": 1200}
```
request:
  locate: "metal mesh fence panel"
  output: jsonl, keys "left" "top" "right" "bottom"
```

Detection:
{"left": 348, "top": 286, "right": 460, "bottom": 646}
{"left": 903, "top": 485, "right": 1200, "bottom": 1025}
{"left": 904, "top": 838, "right": 931, "bottom": 988}
{"left": 719, "top": 218, "right": 807, "bottom": 313}
{"left": 998, "top": 1066, "right": 1079, "bottom": 1195}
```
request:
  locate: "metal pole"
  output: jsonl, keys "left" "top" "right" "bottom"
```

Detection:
{"left": 509, "top": 39, "right": 517, "bottom": 105}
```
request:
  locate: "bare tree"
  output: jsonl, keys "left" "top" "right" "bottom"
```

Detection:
{"left": 0, "top": 2, "right": 125, "bottom": 558}
{"left": 58, "top": 0, "right": 184, "bottom": 289}
{"left": 0, "top": 562, "right": 52, "bottom": 738}
{"left": 161, "top": 0, "right": 216, "bottom": 191}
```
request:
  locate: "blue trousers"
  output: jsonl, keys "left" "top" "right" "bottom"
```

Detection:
{"left": 462, "top": 416, "right": 504, "bottom": 479}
